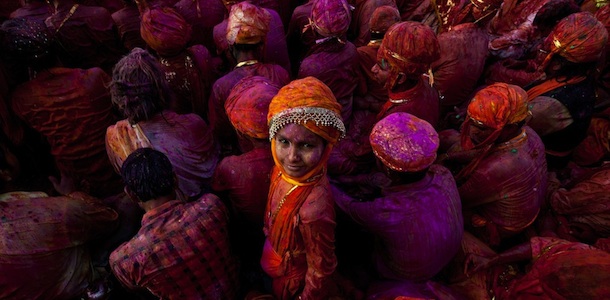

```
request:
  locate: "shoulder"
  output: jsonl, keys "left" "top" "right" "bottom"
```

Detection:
{"left": 299, "top": 182, "right": 335, "bottom": 222}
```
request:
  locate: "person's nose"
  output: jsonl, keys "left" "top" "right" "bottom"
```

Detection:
{"left": 288, "top": 146, "right": 300, "bottom": 162}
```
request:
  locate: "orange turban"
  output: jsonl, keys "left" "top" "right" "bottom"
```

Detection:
{"left": 539, "top": 12, "right": 608, "bottom": 69}
{"left": 370, "top": 112, "right": 439, "bottom": 172}
{"left": 225, "top": 76, "right": 279, "bottom": 139}
{"left": 461, "top": 83, "right": 529, "bottom": 149}
{"left": 226, "top": 1, "right": 271, "bottom": 45}
{"left": 268, "top": 77, "right": 345, "bottom": 145}
{"left": 370, "top": 5, "right": 401, "bottom": 33}
{"left": 378, "top": 21, "right": 440, "bottom": 86}
{"left": 310, "top": 0, "right": 352, "bottom": 38}
{"left": 140, "top": 7, "right": 192, "bottom": 56}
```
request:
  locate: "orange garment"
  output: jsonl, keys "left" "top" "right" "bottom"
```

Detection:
{"left": 140, "top": 7, "right": 192, "bottom": 56}
{"left": 526, "top": 76, "right": 587, "bottom": 100}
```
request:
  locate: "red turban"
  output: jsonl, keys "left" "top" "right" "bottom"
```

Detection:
{"left": 461, "top": 82, "right": 529, "bottom": 150}
{"left": 225, "top": 76, "right": 279, "bottom": 139}
{"left": 140, "top": 7, "right": 192, "bottom": 56}
{"left": 226, "top": 1, "right": 271, "bottom": 45}
{"left": 310, "top": 0, "right": 352, "bottom": 38}
{"left": 370, "top": 5, "right": 401, "bottom": 33}
{"left": 378, "top": 21, "right": 440, "bottom": 86}
{"left": 540, "top": 12, "right": 608, "bottom": 69}
{"left": 370, "top": 112, "right": 439, "bottom": 172}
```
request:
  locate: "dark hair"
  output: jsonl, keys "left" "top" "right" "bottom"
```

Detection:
{"left": 110, "top": 48, "right": 172, "bottom": 124}
{"left": 121, "top": 148, "right": 175, "bottom": 202}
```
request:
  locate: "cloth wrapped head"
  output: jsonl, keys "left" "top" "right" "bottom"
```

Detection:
{"left": 140, "top": 7, "right": 192, "bottom": 56}
{"left": 1, "top": 17, "right": 51, "bottom": 63}
{"left": 268, "top": 77, "right": 346, "bottom": 184}
{"left": 378, "top": 21, "right": 440, "bottom": 86}
{"left": 370, "top": 5, "right": 401, "bottom": 33}
{"left": 226, "top": 1, "right": 271, "bottom": 45}
{"left": 539, "top": 12, "right": 608, "bottom": 70}
{"left": 226, "top": 75, "right": 279, "bottom": 139}
{"left": 310, "top": 0, "right": 352, "bottom": 38}
{"left": 370, "top": 112, "right": 439, "bottom": 172}
{"left": 461, "top": 82, "right": 529, "bottom": 150}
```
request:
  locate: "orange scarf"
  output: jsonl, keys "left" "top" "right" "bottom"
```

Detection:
{"left": 526, "top": 76, "right": 587, "bottom": 100}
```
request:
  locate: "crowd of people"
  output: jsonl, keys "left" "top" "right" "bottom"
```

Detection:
{"left": 1, "top": 0, "right": 610, "bottom": 299}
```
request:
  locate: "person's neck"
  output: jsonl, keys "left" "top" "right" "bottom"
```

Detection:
{"left": 392, "top": 77, "right": 419, "bottom": 93}
{"left": 140, "top": 193, "right": 176, "bottom": 212}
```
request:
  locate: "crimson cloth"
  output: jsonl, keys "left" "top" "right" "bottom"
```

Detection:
{"left": 431, "top": 23, "right": 489, "bottom": 116}
{"left": 11, "top": 67, "right": 122, "bottom": 198}
{"left": 506, "top": 237, "right": 610, "bottom": 299}
{"left": 111, "top": 4, "right": 147, "bottom": 51}
{"left": 455, "top": 127, "right": 547, "bottom": 245}
{"left": 44, "top": 4, "right": 125, "bottom": 73}
{"left": 572, "top": 108, "right": 610, "bottom": 166}
{"left": 106, "top": 110, "right": 218, "bottom": 199}
{"left": 173, "top": 0, "right": 226, "bottom": 53}
{"left": 208, "top": 62, "right": 289, "bottom": 155}
{"left": 355, "top": 44, "right": 387, "bottom": 112}
{"left": 110, "top": 194, "right": 239, "bottom": 299}
{"left": 213, "top": 7, "right": 291, "bottom": 73}
{"left": 334, "top": 164, "right": 463, "bottom": 281}
{"left": 0, "top": 191, "right": 119, "bottom": 300}
{"left": 298, "top": 39, "right": 360, "bottom": 123}
{"left": 212, "top": 147, "right": 274, "bottom": 226}
{"left": 550, "top": 165, "right": 610, "bottom": 239}
{"left": 348, "top": 0, "right": 396, "bottom": 47}
{"left": 157, "top": 45, "right": 215, "bottom": 117}
{"left": 377, "top": 75, "right": 441, "bottom": 129}
{"left": 261, "top": 167, "right": 339, "bottom": 299}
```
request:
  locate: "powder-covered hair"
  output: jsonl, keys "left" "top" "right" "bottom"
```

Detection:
{"left": 121, "top": 147, "right": 175, "bottom": 202}
{"left": 110, "top": 47, "right": 172, "bottom": 124}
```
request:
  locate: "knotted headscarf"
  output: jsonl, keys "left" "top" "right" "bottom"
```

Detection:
{"left": 370, "top": 5, "right": 401, "bottom": 33}
{"left": 310, "top": 0, "right": 352, "bottom": 38}
{"left": 370, "top": 112, "right": 439, "bottom": 172}
{"left": 1, "top": 17, "right": 51, "bottom": 63}
{"left": 461, "top": 82, "right": 529, "bottom": 150}
{"left": 267, "top": 77, "right": 345, "bottom": 184}
{"left": 378, "top": 21, "right": 440, "bottom": 87}
{"left": 226, "top": 75, "right": 279, "bottom": 139}
{"left": 226, "top": 1, "right": 271, "bottom": 45}
{"left": 539, "top": 12, "right": 608, "bottom": 70}
{"left": 140, "top": 7, "right": 192, "bottom": 56}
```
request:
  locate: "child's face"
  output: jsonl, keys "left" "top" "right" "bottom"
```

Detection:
{"left": 274, "top": 123, "right": 325, "bottom": 178}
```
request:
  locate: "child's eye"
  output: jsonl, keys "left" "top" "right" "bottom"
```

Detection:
{"left": 278, "top": 138, "right": 288, "bottom": 144}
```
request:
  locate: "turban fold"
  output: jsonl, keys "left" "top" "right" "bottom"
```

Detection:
{"left": 370, "top": 5, "right": 401, "bottom": 33}
{"left": 370, "top": 112, "right": 439, "bottom": 172}
{"left": 140, "top": 7, "right": 192, "bottom": 56}
{"left": 226, "top": 1, "right": 271, "bottom": 45}
{"left": 268, "top": 77, "right": 346, "bottom": 184}
{"left": 310, "top": 0, "right": 352, "bottom": 38}
{"left": 268, "top": 77, "right": 345, "bottom": 145}
{"left": 378, "top": 21, "right": 440, "bottom": 86}
{"left": 540, "top": 12, "right": 608, "bottom": 69}
{"left": 462, "top": 83, "right": 529, "bottom": 150}
{"left": 226, "top": 76, "right": 279, "bottom": 139}
{"left": 1, "top": 18, "right": 51, "bottom": 62}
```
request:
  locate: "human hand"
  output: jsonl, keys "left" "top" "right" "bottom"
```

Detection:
{"left": 48, "top": 171, "right": 78, "bottom": 196}
{"left": 463, "top": 253, "right": 496, "bottom": 276}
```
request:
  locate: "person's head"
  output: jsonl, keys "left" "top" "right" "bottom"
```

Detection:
{"left": 121, "top": 147, "right": 176, "bottom": 203}
{"left": 1, "top": 17, "right": 53, "bottom": 68}
{"left": 110, "top": 47, "right": 171, "bottom": 124}
{"left": 226, "top": 1, "right": 270, "bottom": 48}
{"left": 226, "top": 75, "right": 279, "bottom": 141}
{"left": 370, "top": 112, "right": 438, "bottom": 180}
{"left": 267, "top": 77, "right": 345, "bottom": 183}
{"left": 140, "top": 7, "right": 192, "bottom": 57}
{"left": 369, "top": 5, "right": 400, "bottom": 42}
{"left": 309, "top": 0, "right": 352, "bottom": 40}
{"left": 374, "top": 21, "right": 440, "bottom": 89}
{"left": 533, "top": 0, "right": 580, "bottom": 37}
{"left": 461, "top": 83, "right": 529, "bottom": 150}
{"left": 537, "top": 12, "right": 607, "bottom": 75}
